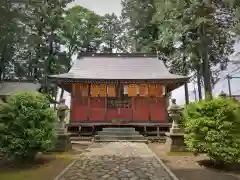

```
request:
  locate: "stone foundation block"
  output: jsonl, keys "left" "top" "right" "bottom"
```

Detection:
{"left": 53, "top": 134, "right": 72, "bottom": 152}
{"left": 165, "top": 133, "right": 187, "bottom": 152}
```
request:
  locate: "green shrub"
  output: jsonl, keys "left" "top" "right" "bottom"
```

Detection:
{"left": 0, "top": 92, "right": 57, "bottom": 162}
{"left": 183, "top": 98, "right": 240, "bottom": 163}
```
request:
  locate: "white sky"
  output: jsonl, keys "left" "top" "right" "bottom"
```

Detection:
{"left": 60, "top": 0, "right": 240, "bottom": 106}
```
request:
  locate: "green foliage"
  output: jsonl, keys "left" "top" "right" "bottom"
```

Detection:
{"left": 153, "top": 0, "right": 235, "bottom": 87}
{"left": 121, "top": 0, "right": 238, "bottom": 99}
{"left": 101, "top": 13, "right": 122, "bottom": 53}
{"left": 121, "top": 0, "right": 159, "bottom": 52}
{"left": 0, "top": 92, "right": 57, "bottom": 161}
{"left": 183, "top": 98, "right": 240, "bottom": 163}
{"left": 60, "top": 5, "right": 103, "bottom": 56}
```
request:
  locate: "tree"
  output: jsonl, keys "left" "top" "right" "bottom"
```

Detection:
{"left": 225, "top": 0, "right": 240, "bottom": 35}
{"left": 0, "top": 0, "right": 23, "bottom": 80}
{"left": 100, "top": 13, "right": 122, "bottom": 53}
{"left": 58, "top": 5, "right": 102, "bottom": 98}
{"left": 121, "top": 0, "right": 160, "bottom": 53}
{"left": 183, "top": 97, "right": 240, "bottom": 164}
{"left": 16, "top": 0, "right": 72, "bottom": 98}
{"left": 0, "top": 92, "right": 56, "bottom": 161}
{"left": 60, "top": 5, "right": 102, "bottom": 65}
{"left": 153, "top": 0, "right": 235, "bottom": 99}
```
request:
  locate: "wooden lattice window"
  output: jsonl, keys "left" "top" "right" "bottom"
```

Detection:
{"left": 107, "top": 97, "right": 132, "bottom": 108}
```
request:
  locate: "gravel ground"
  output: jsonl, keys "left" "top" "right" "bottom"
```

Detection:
{"left": 148, "top": 143, "right": 240, "bottom": 180}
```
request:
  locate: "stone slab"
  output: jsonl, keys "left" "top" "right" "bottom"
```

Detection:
{"left": 94, "top": 139, "right": 148, "bottom": 143}
{"left": 98, "top": 131, "right": 140, "bottom": 135}
{"left": 55, "top": 142, "right": 178, "bottom": 180}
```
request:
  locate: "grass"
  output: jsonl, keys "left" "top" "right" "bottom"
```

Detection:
{"left": 0, "top": 152, "right": 73, "bottom": 180}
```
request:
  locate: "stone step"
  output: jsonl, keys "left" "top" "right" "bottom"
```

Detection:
{"left": 98, "top": 131, "right": 139, "bottom": 136}
{"left": 100, "top": 129, "right": 138, "bottom": 133}
{"left": 101, "top": 127, "right": 136, "bottom": 132}
{"left": 94, "top": 139, "right": 148, "bottom": 143}
{"left": 96, "top": 135, "right": 146, "bottom": 140}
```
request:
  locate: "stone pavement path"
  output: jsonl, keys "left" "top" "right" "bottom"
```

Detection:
{"left": 57, "top": 142, "right": 175, "bottom": 180}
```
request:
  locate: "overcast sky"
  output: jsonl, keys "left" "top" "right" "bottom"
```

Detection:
{"left": 61, "top": 0, "right": 240, "bottom": 105}
{"left": 68, "top": 0, "right": 122, "bottom": 16}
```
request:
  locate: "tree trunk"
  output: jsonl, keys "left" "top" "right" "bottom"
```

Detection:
{"left": 48, "top": 30, "right": 54, "bottom": 75}
{"left": 202, "top": 53, "right": 212, "bottom": 99}
{"left": 182, "top": 36, "right": 189, "bottom": 104}
{"left": 184, "top": 83, "right": 189, "bottom": 104}
{"left": 196, "top": 66, "right": 202, "bottom": 100}
{"left": 0, "top": 61, "right": 4, "bottom": 81}
{"left": 200, "top": 25, "right": 212, "bottom": 100}
{"left": 60, "top": 88, "right": 64, "bottom": 100}
{"left": 34, "top": 19, "right": 43, "bottom": 79}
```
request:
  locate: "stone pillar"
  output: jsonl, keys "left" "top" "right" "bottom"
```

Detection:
{"left": 165, "top": 99, "right": 186, "bottom": 152}
{"left": 54, "top": 99, "right": 72, "bottom": 152}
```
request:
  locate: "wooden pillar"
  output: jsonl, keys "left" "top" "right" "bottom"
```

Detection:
{"left": 87, "top": 84, "right": 91, "bottom": 121}
{"left": 148, "top": 84, "right": 151, "bottom": 121}
{"left": 78, "top": 126, "right": 81, "bottom": 135}
{"left": 91, "top": 126, "right": 95, "bottom": 136}
{"left": 132, "top": 97, "right": 135, "bottom": 120}
{"left": 157, "top": 126, "right": 160, "bottom": 137}
{"left": 144, "top": 126, "right": 147, "bottom": 136}
{"left": 104, "top": 85, "right": 108, "bottom": 120}
{"left": 164, "top": 86, "right": 169, "bottom": 122}
{"left": 71, "top": 83, "right": 77, "bottom": 121}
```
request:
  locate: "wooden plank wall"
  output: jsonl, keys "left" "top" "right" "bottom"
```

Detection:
{"left": 71, "top": 83, "right": 167, "bottom": 121}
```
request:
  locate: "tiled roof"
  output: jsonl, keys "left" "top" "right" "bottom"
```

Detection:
{"left": 0, "top": 81, "right": 41, "bottom": 96}
{"left": 49, "top": 53, "right": 188, "bottom": 81}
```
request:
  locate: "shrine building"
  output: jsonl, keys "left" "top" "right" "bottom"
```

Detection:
{"left": 49, "top": 53, "right": 189, "bottom": 135}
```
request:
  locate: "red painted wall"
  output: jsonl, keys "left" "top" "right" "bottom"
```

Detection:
{"left": 71, "top": 96, "right": 88, "bottom": 121}
{"left": 133, "top": 97, "right": 149, "bottom": 120}
{"left": 90, "top": 98, "right": 105, "bottom": 121}
{"left": 150, "top": 97, "right": 167, "bottom": 120}
{"left": 71, "top": 97, "right": 167, "bottom": 122}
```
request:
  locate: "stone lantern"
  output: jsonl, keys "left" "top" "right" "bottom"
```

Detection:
{"left": 168, "top": 98, "right": 183, "bottom": 134}
{"left": 165, "top": 98, "right": 186, "bottom": 152}
{"left": 54, "top": 98, "right": 71, "bottom": 152}
{"left": 56, "top": 98, "right": 69, "bottom": 130}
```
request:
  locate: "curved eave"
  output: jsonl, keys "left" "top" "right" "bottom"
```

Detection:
{"left": 48, "top": 75, "right": 190, "bottom": 93}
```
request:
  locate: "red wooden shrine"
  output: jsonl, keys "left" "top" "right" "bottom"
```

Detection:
{"left": 49, "top": 53, "right": 188, "bottom": 133}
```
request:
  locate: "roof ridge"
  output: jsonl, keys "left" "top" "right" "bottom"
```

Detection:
{"left": 77, "top": 52, "right": 159, "bottom": 58}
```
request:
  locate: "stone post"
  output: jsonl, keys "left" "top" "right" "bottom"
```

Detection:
{"left": 165, "top": 98, "right": 186, "bottom": 152}
{"left": 54, "top": 98, "right": 71, "bottom": 152}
